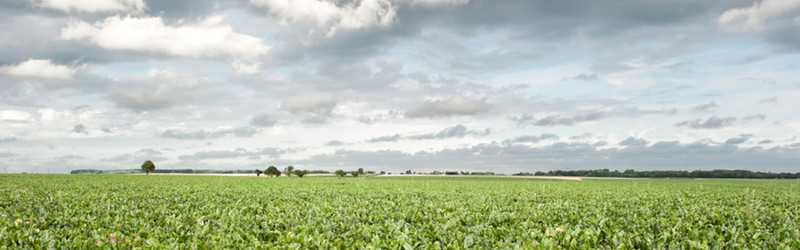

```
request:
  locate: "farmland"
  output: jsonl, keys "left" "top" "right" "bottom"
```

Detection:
{"left": 1, "top": 175, "right": 798, "bottom": 248}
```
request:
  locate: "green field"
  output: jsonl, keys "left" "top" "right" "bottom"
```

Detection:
{"left": 1, "top": 175, "right": 798, "bottom": 248}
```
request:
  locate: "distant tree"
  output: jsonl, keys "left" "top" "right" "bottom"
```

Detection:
{"left": 357, "top": 168, "right": 365, "bottom": 176}
{"left": 294, "top": 169, "right": 310, "bottom": 177}
{"left": 285, "top": 165, "right": 295, "bottom": 177}
{"left": 335, "top": 169, "right": 347, "bottom": 178}
{"left": 432, "top": 170, "right": 441, "bottom": 175}
{"left": 255, "top": 169, "right": 263, "bottom": 177}
{"left": 351, "top": 171, "right": 359, "bottom": 178}
{"left": 405, "top": 170, "right": 412, "bottom": 175}
{"left": 266, "top": 166, "right": 280, "bottom": 177}
{"left": 380, "top": 171, "right": 386, "bottom": 175}
{"left": 141, "top": 160, "right": 156, "bottom": 175}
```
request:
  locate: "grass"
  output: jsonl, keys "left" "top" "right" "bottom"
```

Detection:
{"left": 1, "top": 174, "right": 798, "bottom": 248}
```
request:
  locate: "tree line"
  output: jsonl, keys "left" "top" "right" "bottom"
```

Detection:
{"left": 256, "top": 166, "right": 368, "bottom": 178}
{"left": 512, "top": 169, "right": 800, "bottom": 179}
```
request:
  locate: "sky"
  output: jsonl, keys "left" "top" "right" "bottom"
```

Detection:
{"left": 0, "top": 0, "right": 798, "bottom": 174}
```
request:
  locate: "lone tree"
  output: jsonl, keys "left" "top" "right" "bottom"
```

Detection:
{"left": 335, "top": 169, "right": 347, "bottom": 178}
{"left": 351, "top": 170, "right": 359, "bottom": 178}
{"left": 357, "top": 168, "right": 365, "bottom": 176}
{"left": 255, "top": 169, "right": 263, "bottom": 177}
{"left": 141, "top": 160, "right": 156, "bottom": 175}
{"left": 294, "top": 169, "right": 310, "bottom": 177}
{"left": 285, "top": 165, "right": 295, "bottom": 177}
{"left": 266, "top": 166, "right": 280, "bottom": 177}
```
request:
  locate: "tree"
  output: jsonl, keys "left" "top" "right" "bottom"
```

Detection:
{"left": 351, "top": 171, "right": 359, "bottom": 178}
{"left": 255, "top": 169, "right": 263, "bottom": 177}
{"left": 357, "top": 168, "right": 365, "bottom": 176}
{"left": 266, "top": 166, "right": 280, "bottom": 177}
{"left": 141, "top": 160, "right": 155, "bottom": 175}
{"left": 285, "top": 165, "right": 295, "bottom": 177}
{"left": 405, "top": 170, "right": 412, "bottom": 175}
{"left": 335, "top": 169, "right": 347, "bottom": 178}
{"left": 294, "top": 169, "right": 310, "bottom": 177}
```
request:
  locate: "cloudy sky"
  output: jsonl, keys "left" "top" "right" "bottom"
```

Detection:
{"left": 1, "top": 0, "right": 798, "bottom": 174}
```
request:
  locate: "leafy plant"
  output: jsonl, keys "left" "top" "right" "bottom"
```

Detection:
{"left": 140, "top": 160, "right": 155, "bottom": 175}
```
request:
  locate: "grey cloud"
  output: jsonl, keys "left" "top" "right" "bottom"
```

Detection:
{"left": 689, "top": 101, "right": 718, "bottom": 113}
{"left": 675, "top": 116, "right": 737, "bottom": 129}
{"left": 357, "top": 110, "right": 401, "bottom": 124}
{"left": 0, "top": 136, "right": 18, "bottom": 142}
{"left": 366, "top": 134, "right": 402, "bottom": 143}
{"left": 302, "top": 115, "right": 330, "bottom": 125}
{"left": 408, "top": 124, "right": 468, "bottom": 140}
{"left": 502, "top": 134, "right": 560, "bottom": 144}
{"left": 367, "top": 124, "right": 489, "bottom": 143}
{"left": 0, "top": 151, "right": 15, "bottom": 158}
{"left": 109, "top": 74, "right": 213, "bottom": 111}
{"left": 510, "top": 104, "right": 676, "bottom": 127}
{"left": 743, "top": 114, "right": 766, "bottom": 121}
{"left": 758, "top": 98, "right": 777, "bottom": 104}
{"left": 725, "top": 135, "right": 751, "bottom": 145}
{"left": 56, "top": 155, "right": 83, "bottom": 160}
{"left": 513, "top": 112, "right": 605, "bottom": 127}
{"left": 325, "top": 140, "right": 344, "bottom": 146}
{"left": 279, "top": 93, "right": 338, "bottom": 114}
{"left": 357, "top": 116, "right": 380, "bottom": 124}
{"left": 567, "top": 73, "right": 599, "bottom": 81}
{"left": 161, "top": 130, "right": 208, "bottom": 140}
{"left": 297, "top": 139, "right": 800, "bottom": 172}
{"left": 72, "top": 124, "right": 87, "bottom": 134}
{"left": 406, "top": 95, "right": 490, "bottom": 118}
{"left": 758, "top": 139, "right": 773, "bottom": 144}
{"left": 618, "top": 137, "right": 649, "bottom": 147}
{"left": 570, "top": 133, "right": 594, "bottom": 140}
{"left": 100, "top": 149, "right": 167, "bottom": 163}
{"left": 161, "top": 126, "right": 259, "bottom": 140}
{"left": 250, "top": 114, "right": 277, "bottom": 127}
{"left": 178, "top": 147, "right": 290, "bottom": 161}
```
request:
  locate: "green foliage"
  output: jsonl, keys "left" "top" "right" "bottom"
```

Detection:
{"left": 293, "top": 170, "right": 309, "bottom": 178}
{"left": 255, "top": 169, "right": 263, "bottom": 177}
{"left": 1, "top": 175, "right": 798, "bottom": 248}
{"left": 334, "top": 169, "right": 347, "bottom": 178}
{"left": 285, "top": 166, "right": 294, "bottom": 177}
{"left": 265, "top": 166, "right": 280, "bottom": 177}
{"left": 351, "top": 171, "right": 359, "bottom": 178}
{"left": 140, "top": 160, "right": 155, "bottom": 175}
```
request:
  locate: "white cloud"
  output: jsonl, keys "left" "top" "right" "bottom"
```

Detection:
{"left": 0, "top": 110, "right": 34, "bottom": 123}
{"left": 0, "top": 59, "right": 82, "bottom": 80}
{"left": 718, "top": 0, "right": 800, "bottom": 31}
{"left": 30, "top": 0, "right": 146, "bottom": 13}
{"left": 250, "top": 0, "right": 397, "bottom": 37}
{"left": 60, "top": 15, "right": 271, "bottom": 73}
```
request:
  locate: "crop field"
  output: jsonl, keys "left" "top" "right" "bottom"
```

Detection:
{"left": 1, "top": 175, "right": 798, "bottom": 248}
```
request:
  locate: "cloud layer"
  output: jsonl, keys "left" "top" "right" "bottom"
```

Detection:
{"left": 0, "top": 0, "right": 798, "bottom": 173}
